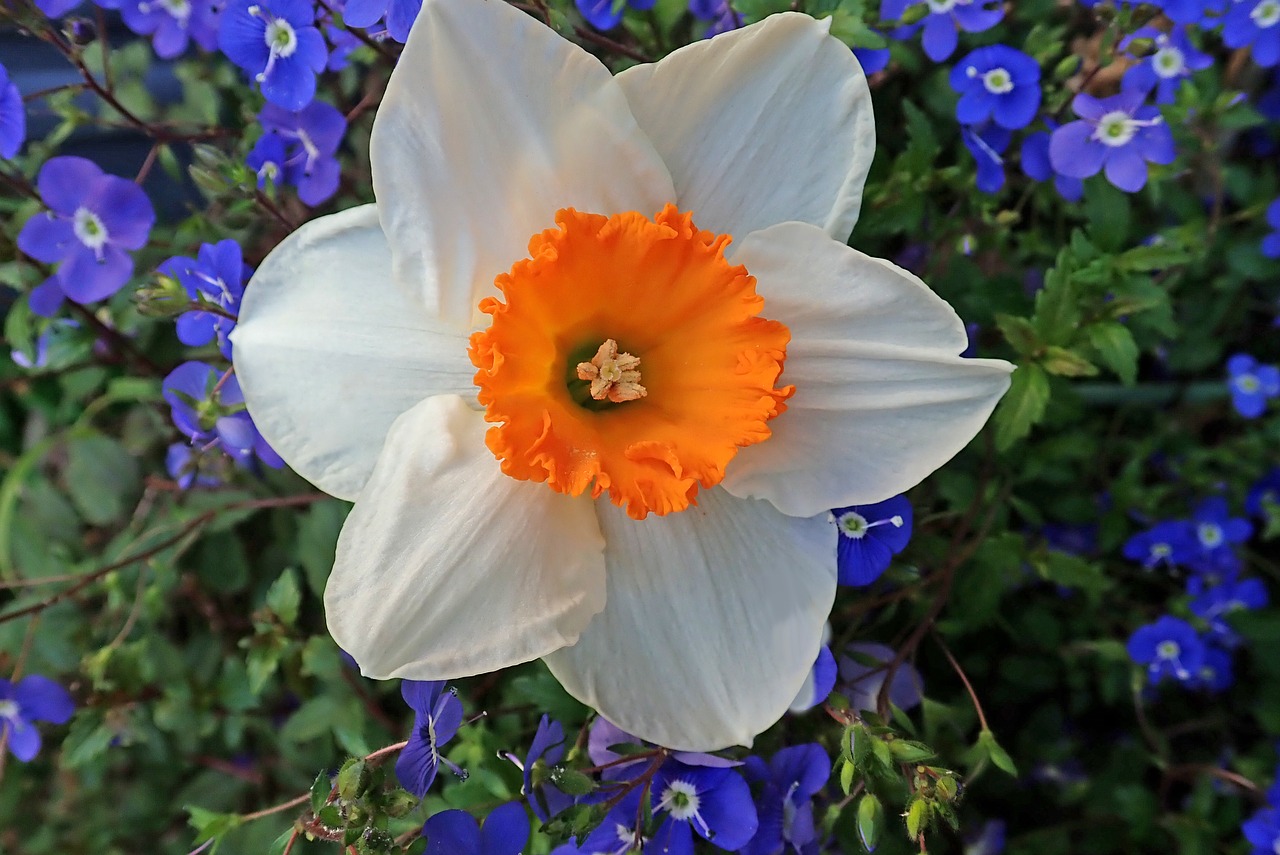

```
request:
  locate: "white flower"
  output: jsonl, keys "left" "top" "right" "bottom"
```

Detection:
{"left": 231, "top": 0, "right": 1013, "bottom": 751}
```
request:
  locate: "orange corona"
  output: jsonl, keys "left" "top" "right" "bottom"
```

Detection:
{"left": 468, "top": 205, "right": 793, "bottom": 519}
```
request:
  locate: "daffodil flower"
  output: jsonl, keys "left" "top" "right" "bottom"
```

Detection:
{"left": 232, "top": 0, "right": 1013, "bottom": 751}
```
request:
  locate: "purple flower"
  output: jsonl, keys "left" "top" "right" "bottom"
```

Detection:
{"left": 881, "top": 0, "right": 1003, "bottom": 62}
{"left": 1227, "top": 353, "right": 1280, "bottom": 418}
{"left": 742, "top": 745, "right": 830, "bottom": 855}
{"left": 120, "top": 0, "right": 221, "bottom": 59}
{"left": 166, "top": 442, "right": 222, "bottom": 489}
{"left": 1121, "top": 27, "right": 1213, "bottom": 105}
{"left": 1247, "top": 468, "right": 1280, "bottom": 518}
{"left": 343, "top": 0, "right": 422, "bottom": 42}
{"left": 1263, "top": 199, "right": 1280, "bottom": 258}
{"left": 422, "top": 803, "right": 529, "bottom": 855}
{"left": 164, "top": 239, "right": 252, "bottom": 358}
{"left": 648, "top": 760, "right": 759, "bottom": 853}
{"left": 0, "top": 675, "right": 75, "bottom": 762}
{"left": 1126, "top": 615, "right": 1206, "bottom": 684}
{"left": 1245, "top": 806, "right": 1280, "bottom": 854}
{"left": 688, "top": 0, "right": 740, "bottom": 38}
{"left": 0, "top": 61, "right": 25, "bottom": 159}
{"left": 949, "top": 45, "right": 1041, "bottom": 130}
{"left": 245, "top": 100, "right": 346, "bottom": 206}
{"left": 578, "top": 0, "right": 655, "bottom": 31}
{"left": 162, "top": 361, "right": 284, "bottom": 469}
{"left": 1049, "top": 91, "right": 1176, "bottom": 192}
{"left": 962, "top": 121, "right": 1013, "bottom": 193}
{"left": 516, "top": 716, "right": 575, "bottom": 822}
{"left": 1021, "top": 127, "right": 1084, "bottom": 201}
{"left": 832, "top": 494, "right": 913, "bottom": 586}
{"left": 1123, "top": 519, "right": 1196, "bottom": 569}
{"left": 395, "top": 680, "right": 465, "bottom": 797}
{"left": 1223, "top": 0, "right": 1280, "bottom": 68}
{"left": 839, "top": 641, "right": 923, "bottom": 714}
{"left": 218, "top": 0, "right": 327, "bottom": 110}
{"left": 17, "top": 157, "right": 155, "bottom": 316}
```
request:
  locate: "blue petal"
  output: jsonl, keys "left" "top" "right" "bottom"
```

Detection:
{"left": 423, "top": 809, "right": 481, "bottom": 855}
{"left": 37, "top": 156, "right": 103, "bottom": 215}
{"left": 401, "top": 679, "right": 446, "bottom": 714}
{"left": 480, "top": 802, "right": 530, "bottom": 855}
{"left": 17, "top": 213, "right": 76, "bottom": 264}
{"left": 4, "top": 718, "right": 41, "bottom": 762}
{"left": 395, "top": 733, "right": 441, "bottom": 797}
{"left": 14, "top": 675, "right": 74, "bottom": 724}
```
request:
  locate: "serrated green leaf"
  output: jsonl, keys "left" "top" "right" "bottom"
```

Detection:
{"left": 1041, "top": 345, "right": 1099, "bottom": 377}
{"left": 994, "top": 364, "right": 1050, "bottom": 450}
{"left": 265, "top": 568, "right": 302, "bottom": 626}
{"left": 1087, "top": 323, "right": 1140, "bottom": 385}
{"left": 904, "top": 797, "right": 929, "bottom": 840}
{"left": 995, "top": 314, "right": 1040, "bottom": 355}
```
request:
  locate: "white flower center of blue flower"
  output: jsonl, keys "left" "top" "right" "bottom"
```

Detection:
{"left": 0, "top": 699, "right": 18, "bottom": 721}
{"left": 1235, "top": 373, "right": 1261, "bottom": 394}
{"left": 836, "top": 510, "right": 904, "bottom": 540}
{"left": 926, "top": 0, "right": 959, "bottom": 12}
{"left": 1150, "top": 542, "right": 1171, "bottom": 559}
{"left": 1155, "top": 640, "right": 1179, "bottom": 659}
{"left": 1152, "top": 46, "right": 1185, "bottom": 79}
{"left": 73, "top": 207, "right": 109, "bottom": 252}
{"left": 1197, "top": 522, "right": 1224, "bottom": 549}
{"left": 264, "top": 18, "right": 298, "bottom": 58}
{"left": 1253, "top": 0, "right": 1280, "bottom": 28}
{"left": 981, "top": 67, "right": 1014, "bottom": 94}
{"left": 1095, "top": 111, "right": 1140, "bottom": 147}
{"left": 658, "top": 780, "right": 712, "bottom": 837}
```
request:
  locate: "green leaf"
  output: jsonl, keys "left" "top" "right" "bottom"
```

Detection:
{"left": 1087, "top": 323, "right": 1140, "bottom": 385}
{"left": 61, "top": 716, "right": 115, "bottom": 768}
{"left": 993, "top": 364, "right": 1051, "bottom": 450}
{"left": 978, "top": 729, "right": 1019, "bottom": 776}
{"left": 887, "top": 739, "right": 936, "bottom": 763}
{"left": 995, "top": 314, "right": 1041, "bottom": 356}
{"left": 64, "top": 434, "right": 141, "bottom": 526}
{"left": 839, "top": 759, "right": 857, "bottom": 795}
{"left": 310, "top": 769, "right": 332, "bottom": 813}
{"left": 904, "top": 797, "right": 929, "bottom": 840}
{"left": 550, "top": 765, "right": 597, "bottom": 796}
{"left": 268, "top": 827, "right": 296, "bottom": 855}
{"left": 186, "top": 806, "right": 242, "bottom": 851}
{"left": 856, "top": 794, "right": 883, "bottom": 852}
{"left": 1032, "top": 277, "right": 1081, "bottom": 345}
{"left": 265, "top": 568, "right": 302, "bottom": 626}
{"left": 1040, "top": 345, "right": 1099, "bottom": 378}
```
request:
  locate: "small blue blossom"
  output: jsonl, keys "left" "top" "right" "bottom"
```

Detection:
{"left": 578, "top": 0, "right": 655, "bottom": 31}
{"left": 162, "top": 361, "right": 284, "bottom": 470}
{"left": 789, "top": 643, "right": 837, "bottom": 713}
{"left": 1188, "top": 497, "right": 1253, "bottom": 567}
{"left": 949, "top": 45, "right": 1041, "bottom": 130}
{"left": 832, "top": 494, "right": 913, "bottom": 586}
{"left": 1049, "top": 91, "right": 1175, "bottom": 192}
{"left": 1223, "top": 0, "right": 1280, "bottom": 68}
{"left": 10, "top": 318, "right": 81, "bottom": 370}
{"left": 1121, "top": 27, "right": 1213, "bottom": 105}
{"left": 162, "top": 239, "right": 252, "bottom": 359}
{"left": 881, "top": 0, "right": 1003, "bottom": 62}
{"left": 1160, "top": 0, "right": 1226, "bottom": 25}
{"left": 120, "top": 0, "right": 221, "bottom": 59}
{"left": 1247, "top": 468, "right": 1280, "bottom": 519}
{"left": 0, "top": 61, "right": 25, "bottom": 159}
{"left": 964, "top": 819, "right": 1006, "bottom": 855}
{"left": 165, "top": 442, "right": 222, "bottom": 489}
{"left": 34, "top": 0, "right": 83, "bottom": 16}
{"left": 514, "top": 715, "right": 575, "bottom": 822}
{"left": 396, "top": 680, "right": 465, "bottom": 797}
{"left": 1123, "top": 519, "right": 1196, "bottom": 569}
{"left": 688, "top": 0, "right": 740, "bottom": 38}
{"left": 742, "top": 744, "right": 830, "bottom": 855}
{"left": 1021, "top": 127, "right": 1083, "bottom": 200}
{"left": 1189, "top": 646, "right": 1234, "bottom": 692}
{"left": 839, "top": 641, "right": 924, "bottom": 713}
{"left": 0, "top": 675, "right": 75, "bottom": 762}
{"left": 648, "top": 759, "right": 759, "bottom": 853}
{"left": 218, "top": 0, "right": 327, "bottom": 110}
{"left": 1227, "top": 353, "right": 1280, "bottom": 418}
{"left": 246, "top": 100, "right": 346, "bottom": 206}
{"left": 854, "top": 32, "right": 892, "bottom": 75}
{"left": 422, "top": 802, "right": 529, "bottom": 855}
{"left": 17, "top": 157, "right": 156, "bottom": 316}
{"left": 962, "top": 121, "right": 1012, "bottom": 193}
{"left": 1189, "top": 575, "right": 1268, "bottom": 647}
{"left": 1262, "top": 199, "right": 1280, "bottom": 258}
{"left": 343, "top": 0, "right": 422, "bottom": 42}
{"left": 557, "top": 789, "right": 647, "bottom": 854}
{"left": 1244, "top": 806, "right": 1280, "bottom": 854}
{"left": 1126, "top": 615, "right": 1206, "bottom": 684}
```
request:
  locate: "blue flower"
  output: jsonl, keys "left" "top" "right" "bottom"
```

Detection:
{"left": 688, "top": 0, "right": 739, "bottom": 38}
{"left": 1244, "top": 806, "right": 1280, "bottom": 855}
{"left": 964, "top": 819, "right": 1006, "bottom": 855}
{"left": 1021, "top": 127, "right": 1084, "bottom": 201}
{"left": 163, "top": 239, "right": 252, "bottom": 359}
{"left": 218, "top": 0, "right": 327, "bottom": 110}
{"left": 120, "top": 0, "right": 221, "bottom": 59}
{"left": 1126, "top": 615, "right": 1206, "bottom": 684}
{"left": 833, "top": 494, "right": 912, "bottom": 586}
{"left": 742, "top": 744, "right": 830, "bottom": 855}
{"left": 422, "top": 803, "right": 529, "bottom": 855}
{"left": 558, "top": 789, "right": 647, "bottom": 854}
{"left": 881, "top": 0, "right": 1003, "bottom": 62}
{"left": 1223, "top": 0, "right": 1280, "bottom": 68}
{"left": 343, "top": 0, "right": 423, "bottom": 42}
{"left": 0, "top": 675, "right": 75, "bottom": 762}
{"left": 516, "top": 715, "right": 575, "bottom": 822}
{"left": 1160, "top": 0, "right": 1227, "bottom": 25}
{"left": 1227, "top": 353, "right": 1280, "bottom": 418}
{"left": 838, "top": 641, "right": 923, "bottom": 714}
{"left": 1121, "top": 27, "right": 1213, "bottom": 105}
{"left": 0, "top": 61, "right": 25, "bottom": 159}
{"left": 34, "top": 0, "right": 83, "bottom": 16}
{"left": 648, "top": 760, "right": 759, "bottom": 853}
{"left": 578, "top": 0, "right": 655, "bottom": 31}
{"left": 166, "top": 442, "right": 222, "bottom": 489}
{"left": 1188, "top": 497, "right": 1253, "bottom": 567}
{"left": 1049, "top": 91, "right": 1175, "bottom": 192}
{"left": 10, "top": 318, "right": 81, "bottom": 370}
{"left": 949, "top": 45, "right": 1041, "bottom": 130}
{"left": 395, "top": 679, "right": 465, "bottom": 797}
{"left": 854, "top": 32, "right": 892, "bottom": 75}
{"left": 1263, "top": 199, "right": 1280, "bottom": 258}
{"left": 1247, "top": 468, "right": 1280, "bottom": 519}
{"left": 789, "top": 644, "right": 837, "bottom": 713}
{"left": 1123, "top": 519, "right": 1196, "bottom": 569}
{"left": 245, "top": 100, "right": 346, "bottom": 206}
{"left": 162, "top": 361, "right": 284, "bottom": 470}
{"left": 962, "top": 121, "right": 1013, "bottom": 193}
{"left": 17, "top": 156, "right": 156, "bottom": 315}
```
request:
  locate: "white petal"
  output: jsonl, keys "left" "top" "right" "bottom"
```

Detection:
{"left": 231, "top": 205, "right": 476, "bottom": 501}
{"left": 721, "top": 222, "right": 1014, "bottom": 518}
{"left": 327, "top": 395, "right": 607, "bottom": 680}
{"left": 615, "top": 13, "right": 874, "bottom": 242}
{"left": 545, "top": 489, "right": 835, "bottom": 751}
{"left": 372, "top": 0, "right": 675, "bottom": 328}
